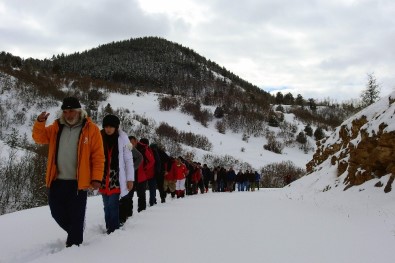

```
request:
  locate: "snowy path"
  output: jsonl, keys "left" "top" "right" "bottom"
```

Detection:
{"left": 0, "top": 189, "right": 394, "bottom": 263}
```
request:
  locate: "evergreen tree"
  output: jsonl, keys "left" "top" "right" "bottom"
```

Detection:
{"left": 360, "top": 72, "right": 380, "bottom": 107}
{"left": 304, "top": 124, "right": 313, "bottom": 137}
{"left": 214, "top": 106, "right": 225, "bottom": 118}
{"left": 296, "top": 94, "right": 304, "bottom": 107}
{"left": 314, "top": 127, "right": 325, "bottom": 140}
{"left": 308, "top": 98, "right": 317, "bottom": 111}
{"left": 103, "top": 103, "right": 114, "bottom": 114}
{"left": 296, "top": 131, "right": 307, "bottom": 144}
{"left": 275, "top": 92, "right": 284, "bottom": 104}
{"left": 284, "top": 92, "right": 295, "bottom": 105}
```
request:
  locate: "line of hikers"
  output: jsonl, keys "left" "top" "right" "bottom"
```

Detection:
{"left": 32, "top": 97, "right": 262, "bottom": 247}
{"left": 119, "top": 135, "right": 262, "bottom": 222}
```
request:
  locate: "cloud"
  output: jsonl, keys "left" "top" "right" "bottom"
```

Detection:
{"left": 0, "top": 0, "right": 171, "bottom": 58}
{"left": 0, "top": 0, "right": 394, "bottom": 101}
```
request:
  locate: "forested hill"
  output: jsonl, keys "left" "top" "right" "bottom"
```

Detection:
{"left": 16, "top": 37, "right": 269, "bottom": 99}
{"left": 50, "top": 37, "right": 267, "bottom": 96}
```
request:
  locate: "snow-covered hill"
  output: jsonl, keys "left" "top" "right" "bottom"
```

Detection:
{"left": 303, "top": 91, "right": 395, "bottom": 194}
{"left": 102, "top": 92, "right": 314, "bottom": 169}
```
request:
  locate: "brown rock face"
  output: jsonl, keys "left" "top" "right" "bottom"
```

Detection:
{"left": 306, "top": 115, "right": 395, "bottom": 192}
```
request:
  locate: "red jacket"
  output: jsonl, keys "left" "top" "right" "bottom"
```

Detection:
{"left": 135, "top": 142, "right": 156, "bottom": 183}
{"left": 191, "top": 169, "right": 202, "bottom": 183}
{"left": 168, "top": 160, "right": 187, "bottom": 180}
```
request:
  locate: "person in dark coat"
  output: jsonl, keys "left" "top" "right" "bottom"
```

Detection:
{"left": 211, "top": 167, "right": 219, "bottom": 192}
{"left": 236, "top": 170, "right": 244, "bottom": 191}
{"left": 150, "top": 143, "right": 172, "bottom": 203}
{"left": 226, "top": 167, "right": 236, "bottom": 192}
{"left": 201, "top": 164, "right": 212, "bottom": 193}
{"left": 218, "top": 167, "right": 227, "bottom": 192}
{"left": 119, "top": 135, "right": 143, "bottom": 225}
{"left": 254, "top": 171, "right": 261, "bottom": 190}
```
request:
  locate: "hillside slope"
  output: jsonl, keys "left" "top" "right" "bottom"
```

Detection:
{"left": 304, "top": 91, "right": 395, "bottom": 193}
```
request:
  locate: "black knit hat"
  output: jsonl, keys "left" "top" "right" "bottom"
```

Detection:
{"left": 61, "top": 97, "right": 81, "bottom": 110}
{"left": 102, "top": 114, "right": 120, "bottom": 129}
{"left": 140, "top": 138, "right": 149, "bottom": 145}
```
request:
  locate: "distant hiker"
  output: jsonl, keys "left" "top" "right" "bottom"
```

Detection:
{"left": 130, "top": 136, "right": 148, "bottom": 212}
{"left": 32, "top": 97, "right": 105, "bottom": 247}
{"left": 248, "top": 170, "right": 255, "bottom": 191}
{"left": 211, "top": 167, "right": 219, "bottom": 192}
{"left": 254, "top": 171, "right": 261, "bottom": 190}
{"left": 218, "top": 167, "right": 227, "bottom": 192}
{"left": 99, "top": 114, "right": 134, "bottom": 234}
{"left": 236, "top": 170, "right": 244, "bottom": 191}
{"left": 139, "top": 138, "right": 157, "bottom": 207}
{"left": 245, "top": 170, "right": 251, "bottom": 191}
{"left": 201, "top": 164, "right": 212, "bottom": 193}
{"left": 163, "top": 157, "right": 177, "bottom": 199}
{"left": 149, "top": 143, "right": 172, "bottom": 203}
{"left": 172, "top": 157, "right": 188, "bottom": 198}
{"left": 119, "top": 135, "right": 143, "bottom": 225}
{"left": 226, "top": 167, "right": 236, "bottom": 192}
{"left": 196, "top": 162, "right": 206, "bottom": 194}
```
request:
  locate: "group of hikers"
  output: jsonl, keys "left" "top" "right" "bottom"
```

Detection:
{"left": 32, "top": 96, "right": 261, "bottom": 248}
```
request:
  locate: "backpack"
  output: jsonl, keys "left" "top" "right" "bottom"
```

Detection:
{"left": 137, "top": 142, "right": 156, "bottom": 181}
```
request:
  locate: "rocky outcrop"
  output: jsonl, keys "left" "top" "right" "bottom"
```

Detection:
{"left": 306, "top": 96, "right": 395, "bottom": 192}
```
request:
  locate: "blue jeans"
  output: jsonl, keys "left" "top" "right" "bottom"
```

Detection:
{"left": 102, "top": 194, "right": 120, "bottom": 234}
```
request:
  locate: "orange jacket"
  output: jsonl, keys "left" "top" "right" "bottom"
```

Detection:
{"left": 32, "top": 117, "right": 105, "bottom": 190}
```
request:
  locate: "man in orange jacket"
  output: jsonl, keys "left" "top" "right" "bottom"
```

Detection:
{"left": 32, "top": 97, "right": 104, "bottom": 247}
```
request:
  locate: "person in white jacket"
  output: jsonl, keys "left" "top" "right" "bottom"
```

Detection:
{"left": 99, "top": 114, "right": 134, "bottom": 234}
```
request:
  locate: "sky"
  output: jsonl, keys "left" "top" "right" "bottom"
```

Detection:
{"left": 1, "top": 0, "right": 395, "bottom": 101}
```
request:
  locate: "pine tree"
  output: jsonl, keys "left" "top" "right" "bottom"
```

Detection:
{"left": 314, "top": 127, "right": 325, "bottom": 140}
{"left": 304, "top": 124, "right": 313, "bottom": 137}
{"left": 360, "top": 72, "right": 380, "bottom": 107}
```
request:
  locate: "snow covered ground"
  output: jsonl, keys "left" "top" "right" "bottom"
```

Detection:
{"left": 1, "top": 86, "right": 395, "bottom": 262}
{"left": 0, "top": 177, "right": 394, "bottom": 263}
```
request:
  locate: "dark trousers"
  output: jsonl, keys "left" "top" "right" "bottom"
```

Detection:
{"left": 123, "top": 180, "right": 147, "bottom": 213}
{"left": 156, "top": 174, "right": 165, "bottom": 202}
{"left": 119, "top": 192, "right": 133, "bottom": 224}
{"left": 102, "top": 193, "right": 120, "bottom": 234}
{"left": 148, "top": 178, "right": 157, "bottom": 206}
{"left": 49, "top": 180, "right": 87, "bottom": 247}
{"left": 136, "top": 180, "right": 147, "bottom": 212}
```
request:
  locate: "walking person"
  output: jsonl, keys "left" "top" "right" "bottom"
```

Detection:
{"left": 150, "top": 143, "right": 172, "bottom": 203}
{"left": 119, "top": 135, "right": 143, "bottom": 225}
{"left": 139, "top": 138, "right": 157, "bottom": 207}
{"left": 201, "top": 164, "right": 212, "bottom": 193}
{"left": 130, "top": 136, "right": 148, "bottom": 212}
{"left": 211, "top": 167, "right": 219, "bottom": 192}
{"left": 226, "top": 167, "right": 236, "bottom": 192}
{"left": 236, "top": 170, "right": 243, "bottom": 191}
{"left": 163, "top": 157, "right": 177, "bottom": 199}
{"left": 173, "top": 157, "right": 188, "bottom": 198}
{"left": 99, "top": 114, "right": 134, "bottom": 234}
{"left": 254, "top": 171, "right": 261, "bottom": 190}
{"left": 32, "top": 97, "right": 105, "bottom": 247}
